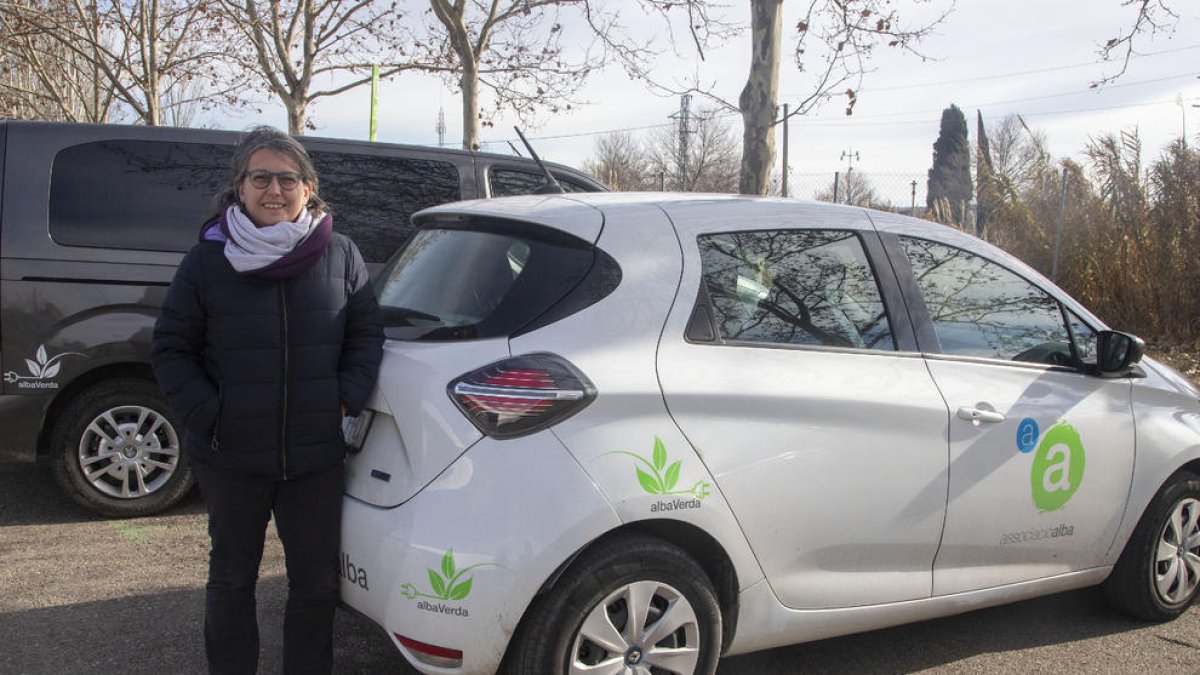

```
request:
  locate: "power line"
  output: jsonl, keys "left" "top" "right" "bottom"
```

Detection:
{"left": 473, "top": 52, "right": 1200, "bottom": 147}
{"left": 780, "top": 43, "right": 1200, "bottom": 97}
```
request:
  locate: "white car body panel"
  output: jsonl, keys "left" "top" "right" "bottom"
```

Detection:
{"left": 344, "top": 338, "right": 509, "bottom": 507}
{"left": 926, "top": 358, "right": 1135, "bottom": 594}
{"left": 340, "top": 431, "right": 620, "bottom": 675}
{"left": 656, "top": 200, "right": 950, "bottom": 609}
{"left": 415, "top": 192, "right": 605, "bottom": 244}
{"left": 511, "top": 202, "right": 766, "bottom": 588}
{"left": 726, "top": 566, "right": 1111, "bottom": 656}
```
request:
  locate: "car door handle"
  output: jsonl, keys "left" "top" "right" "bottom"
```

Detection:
{"left": 957, "top": 406, "right": 1006, "bottom": 424}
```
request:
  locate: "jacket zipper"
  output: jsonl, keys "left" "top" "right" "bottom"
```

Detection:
{"left": 278, "top": 282, "right": 289, "bottom": 479}
{"left": 210, "top": 384, "right": 223, "bottom": 451}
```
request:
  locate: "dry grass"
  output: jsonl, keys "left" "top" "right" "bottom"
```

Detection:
{"left": 1147, "top": 340, "right": 1200, "bottom": 384}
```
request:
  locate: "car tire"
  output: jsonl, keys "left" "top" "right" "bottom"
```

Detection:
{"left": 502, "top": 532, "right": 722, "bottom": 675}
{"left": 50, "top": 378, "right": 193, "bottom": 518}
{"left": 1104, "top": 470, "right": 1200, "bottom": 621}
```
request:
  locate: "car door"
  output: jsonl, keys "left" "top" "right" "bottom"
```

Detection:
{"left": 656, "top": 201, "right": 950, "bottom": 610}
{"left": 886, "top": 232, "right": 1136, "bottom": 595}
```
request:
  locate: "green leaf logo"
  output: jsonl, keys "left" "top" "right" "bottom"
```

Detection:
{"left": 402, "top": 548, "right": 494, "bottom": 603}
{"left": 448, "top": 577, "right": 472, "bottom": 601}
{"left": 664, "top": 460, "right": 681, "bottom": 491}
{"left": 606, "top": 437, "right": 711, "bottom": 500}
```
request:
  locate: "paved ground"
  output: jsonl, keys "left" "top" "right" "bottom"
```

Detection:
{"left": 2, "top": 460, "right": 1198, "bottom": 674}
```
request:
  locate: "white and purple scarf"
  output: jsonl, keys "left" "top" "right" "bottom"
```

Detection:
{"left": 202, "top": 206, "right": 333, "bottom": 280}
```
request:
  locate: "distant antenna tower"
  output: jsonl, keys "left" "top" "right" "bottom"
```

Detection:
{"left": 436, "top": 106, "right": 447, "bottom": 147}
{"left": 668, "top": 94, "right": 695, "bottom": 190}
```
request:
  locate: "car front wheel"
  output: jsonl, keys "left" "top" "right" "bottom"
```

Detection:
{"left": 50, "top": 378, "right": 193, "bottom": 517}
{"left": 503, "top": 532, "right": 722, "bottom": 675}
{"left": 1104, "top": 470, "right": 1200, "bottom": 621}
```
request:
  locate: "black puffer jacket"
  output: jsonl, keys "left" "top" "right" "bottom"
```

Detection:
{"left": 150, "top": 232, "right": 383, "bottom": 479}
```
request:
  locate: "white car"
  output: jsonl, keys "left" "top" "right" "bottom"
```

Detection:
{"left": 339, "top": 193, "right": 1200, "bottom": 675}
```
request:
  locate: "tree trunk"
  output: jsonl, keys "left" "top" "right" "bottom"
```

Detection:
{"left": 460, "top": 63, "right": 480, "bottom": 151}
{"left": 287, "top": 99, "right": 307, "bottom": 135}
{"left": 738, "top": 0, "right": 782, "bottom": 196}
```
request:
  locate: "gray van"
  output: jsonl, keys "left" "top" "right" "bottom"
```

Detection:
{"left": 0, "top": 121, "right": 603, "bottom": 517}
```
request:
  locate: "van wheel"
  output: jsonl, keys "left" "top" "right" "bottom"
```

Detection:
{"left": 1104, "top": 471, "right": 1200, "bottom": 621}
{"left": 503, "top": 533, "right": 721, "bottom": 675}
{"left": 50, "top": 379, "right": 192, "bottom": 517}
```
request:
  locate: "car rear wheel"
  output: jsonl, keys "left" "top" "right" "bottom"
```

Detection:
{"left": 503, "top": 533, "right": 722, "bottom": 675}
{"left": 1104, "top": 470, "right": 1200, "bottom": 621}
{"left": 50, "top": 379, "right": 193, "bottom": 517}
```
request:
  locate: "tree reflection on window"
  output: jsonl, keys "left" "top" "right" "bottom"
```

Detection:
{"left": 698, "top": 230, "right": 894, "bottom": 350}
{"left": 899, "top": 237, "right": 1075, "bottom": 364}
{"left": 311, "top": 152, "right": 460, "bottom": 263}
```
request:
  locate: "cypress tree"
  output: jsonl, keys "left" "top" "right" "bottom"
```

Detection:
{"left": 976, "top": 110, "right": 997, "bottom": 238}
{"left": 926, "top": 104, "right": 972, "bottom": 226}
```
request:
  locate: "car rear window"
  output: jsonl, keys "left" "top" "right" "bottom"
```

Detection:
{"left": 374, "top": 224, "right": 606, "bottom": 341}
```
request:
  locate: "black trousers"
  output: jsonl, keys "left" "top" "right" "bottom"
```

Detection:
{"left": 191, "top": 461, "right": 343, "bottom": 675}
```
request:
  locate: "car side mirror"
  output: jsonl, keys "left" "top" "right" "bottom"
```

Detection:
{"left": 1094, "top": 330, "right": 1144, "bottom": 378}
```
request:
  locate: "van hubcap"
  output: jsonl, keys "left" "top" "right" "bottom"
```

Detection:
{"left": 78, "top": 405, "right": 180, "bottom": 499}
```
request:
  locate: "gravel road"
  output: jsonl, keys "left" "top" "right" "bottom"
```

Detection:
{"left": 2, "top": 460, "right": 1198, "bottom": 674}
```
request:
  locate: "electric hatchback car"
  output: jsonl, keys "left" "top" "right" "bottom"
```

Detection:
{"left": 339, "top": 193, "right": 1200, "bottom": 675}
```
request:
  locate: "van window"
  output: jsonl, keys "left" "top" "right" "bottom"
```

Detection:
{"left": 50, "top": 141, "right": 230, "bottom": 252}
{"left": 489, "top": 168, "right": 594, "bottom": 197}
{"left": 310, "top": 151, "right": 461, "bottom": 263}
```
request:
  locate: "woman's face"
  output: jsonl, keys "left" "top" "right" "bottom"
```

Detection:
{"left": 237, "top": 148, "right": 313, "bottom": 227}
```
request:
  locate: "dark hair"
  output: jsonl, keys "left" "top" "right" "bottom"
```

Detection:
{"left": 210, "top": 125, "right": 327, "bottom": 218}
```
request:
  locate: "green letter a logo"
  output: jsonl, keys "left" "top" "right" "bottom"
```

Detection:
{"left": 1030, "top": 423, "right": 1085, "bottom": 512}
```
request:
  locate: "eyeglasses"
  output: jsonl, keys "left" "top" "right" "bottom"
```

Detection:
{"left": 244, "top": 169, "right": 303, "bottom": 191}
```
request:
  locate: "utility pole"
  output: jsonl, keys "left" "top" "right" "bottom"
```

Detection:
{"left": 669, "top": 94, "right": 694, "bottom": 191}
{"left": 840, "top": 148, "right": 859, "bottom": 171}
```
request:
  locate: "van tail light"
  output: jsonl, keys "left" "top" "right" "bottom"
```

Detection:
{"left": 449, "top": 353, "right": 596, "bottom": 439}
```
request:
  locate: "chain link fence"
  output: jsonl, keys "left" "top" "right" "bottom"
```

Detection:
{"left": 784, "top": 170, "right": 929, "bottom": 216}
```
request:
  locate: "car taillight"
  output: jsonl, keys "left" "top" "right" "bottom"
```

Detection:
{"left": 449, "top": 353, "right": 596, "bottom": 439}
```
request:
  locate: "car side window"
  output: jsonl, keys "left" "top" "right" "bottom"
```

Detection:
{"left": 489, "top": 168, "right": 594, "bottom": 196}
{"left": 697, "top": 230, "right": 895, "bottom": 350}
{"left": 899, "top": 236, "right": 1076, "bottom": 365}
{"left": 311, "top": 151, "right": 461, "bottom": 263}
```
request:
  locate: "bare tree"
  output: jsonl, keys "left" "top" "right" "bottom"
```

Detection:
{"left": 645, "top": 110, "right": 740, "bottom": 192}
{"left": 0, "top": 0, "right": 236, "bottom": 126}
{"left": 989, "top": 114, "right": 1051, "bottom": 196}
{"left": 218, "top": 0, "right": 420, "bottom": 134}
{"left": 1095, "top": 0, "right": 1178, "bottom": 86}
{"left": 418, "top": 0, "right": 740, "bottom": 151}
{"left": 814, "top": 167, "right": 887, "bottom": 208}
{"left": 735, "top": 1, "right": 950, "bottom": 195}
{"left": 584, "top": 131, "right": 654, "bottom": 191}
{"left": 0, "top": 1, "right": 115, "bottom": 122}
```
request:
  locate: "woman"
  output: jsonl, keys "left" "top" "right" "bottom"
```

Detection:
{"left": 151, "top": 126, "right": 383, "bottom": 674}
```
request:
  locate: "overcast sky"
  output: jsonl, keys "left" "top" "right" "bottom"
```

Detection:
{"left": 213, "top": 1, "right": 1199, "bottom": 199}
